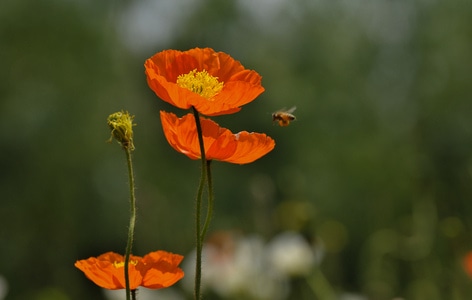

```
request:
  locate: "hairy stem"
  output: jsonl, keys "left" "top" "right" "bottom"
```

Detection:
{"left": 124, "top": 147, "right": 137, "bottom": 300}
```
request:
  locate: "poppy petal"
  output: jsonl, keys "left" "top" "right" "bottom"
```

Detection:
{"left": 225, "top": 132, "right": 275, "bottom": 164}
{"left": 140, "top": 251, "right": 185, "bottom": 289}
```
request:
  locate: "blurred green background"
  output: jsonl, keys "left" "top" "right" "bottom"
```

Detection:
{"left": 2, "top": 0, "right": 472, "bottom": 299}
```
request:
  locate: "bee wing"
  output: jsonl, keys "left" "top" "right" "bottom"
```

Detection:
{"left": 285, "top": 106, "right": 297, "bottom": 114}
{"left": 272, "top": 106, "right": 297, "bottom": 114}
{"left": 272, "top": 107, "right": 286, "bottom": 114}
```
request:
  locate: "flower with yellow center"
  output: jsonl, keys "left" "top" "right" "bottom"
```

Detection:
{"left": 145, "top": 48, "right": 265, "bottom": 116}
{"left": 74, "top": 251, "right": 184, "bottom": 290}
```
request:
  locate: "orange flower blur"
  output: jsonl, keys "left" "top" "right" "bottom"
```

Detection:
{"left": 145, "top": 48, "right": 265, "bottom": 116}
{"left": 464, "top": 252, "right": 472, "bottom": 278}
{"left": 160, "top": 111, "right": 275, "bottom": 164}
{"left": 74, "top": 251, "right": 184, "bottom": 290}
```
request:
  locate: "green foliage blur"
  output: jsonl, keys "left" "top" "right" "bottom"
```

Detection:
{"left": 1, "top": 0, "right": 472, "bottom": 299}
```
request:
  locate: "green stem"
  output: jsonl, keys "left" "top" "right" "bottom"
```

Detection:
{"left": 192, "top": 106, "right": 207, "bottom": 300}
{"left": 201, "top": 160, "right": 214, "bottom": 241}
{"left": 124, "top": 147, "right": 137, "bottom": 300}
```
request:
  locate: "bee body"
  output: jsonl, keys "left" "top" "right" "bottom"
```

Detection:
{"left": 272, "top": 106, "right": 297, "bottom": 127}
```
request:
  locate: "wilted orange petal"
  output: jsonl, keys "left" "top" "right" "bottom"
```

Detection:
{"left": 145, "top": 48, "right": 265, "bottom": 116}
{"left": 160, "top": 111, "right": 275, "bottom": 164}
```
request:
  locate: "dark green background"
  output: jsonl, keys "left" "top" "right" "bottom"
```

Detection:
{"left": 1, "top": 0, "right": 472, "bottom": 299}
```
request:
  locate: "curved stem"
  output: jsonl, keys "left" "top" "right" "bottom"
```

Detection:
{"left": 201, "top": 159, "right": 214, "bottom": 241}
{"left": 192, "top": 106, "right": 207, "bottom": 300}
{"left": 124, "top": 147, "right": 137, "bottom": 300}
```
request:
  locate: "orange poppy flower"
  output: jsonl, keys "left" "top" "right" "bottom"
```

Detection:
{"left": 74, "top": 251, "right": 184, "bottom": 290}
{"left": 160, "top": 111, "right": 275, "bottom": 164}
{"left": 145, "top": 48, "right": 265, "bottom": 116}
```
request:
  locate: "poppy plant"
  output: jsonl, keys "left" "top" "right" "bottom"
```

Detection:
{"left": 160, "top": 111, "right": 275, "bottom": 164}
{"left": 75, "top": 251, "right": 184, "bottom": 290}
{"left": 145, "top": 48, "right": 265, "bottom": 116}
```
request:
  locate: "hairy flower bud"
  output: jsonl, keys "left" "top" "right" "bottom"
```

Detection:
{"left": 107, "top": 111, "right": 135, "bottom": 150}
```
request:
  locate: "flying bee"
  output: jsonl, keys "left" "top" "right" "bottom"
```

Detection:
{"left": 272, "top": 106, "right": 297, "bottom": 127}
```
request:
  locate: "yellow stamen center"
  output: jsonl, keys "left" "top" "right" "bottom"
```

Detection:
{"left": 176, "top": 69, "right": 224, "bottom": 100}
{"left": 113, "top": 260, "right": 138, "bottom": 268}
